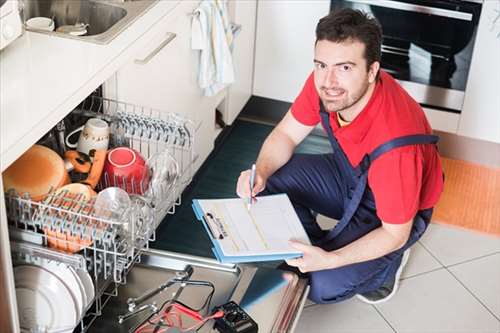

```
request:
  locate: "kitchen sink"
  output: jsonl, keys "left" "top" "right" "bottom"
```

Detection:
{"left": 22, "top": 0, "right": 158, "bottom": 44}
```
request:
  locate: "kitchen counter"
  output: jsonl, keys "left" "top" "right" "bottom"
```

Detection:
{"left": 0, "top": 0, "right": 181, "bottom": 172}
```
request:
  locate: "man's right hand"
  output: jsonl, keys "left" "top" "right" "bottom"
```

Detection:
{"left": 236, "top": 168, "right": 266, "bottom": 202}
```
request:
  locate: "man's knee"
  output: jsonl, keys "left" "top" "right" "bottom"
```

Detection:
{"left": 308, "top": 270, "right": 357, "bottom": 304}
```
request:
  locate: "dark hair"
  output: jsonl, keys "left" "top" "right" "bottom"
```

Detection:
{"left": 316, "top": 8, "right": 382, "bottom": 70}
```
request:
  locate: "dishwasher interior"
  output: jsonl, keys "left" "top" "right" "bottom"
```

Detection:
{"left": 4, "top": 93, "right": 309, "bottom": 333}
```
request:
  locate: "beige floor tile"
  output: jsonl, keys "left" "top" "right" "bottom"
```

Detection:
{"left": 375, "top": 269, "right": 500, "bottom": 333}
{"left": 419, "top": 223, "right": 500, "bottom": 266}
{"left": 317, "top": 214, "right": 337, "bottom": 230}
{"left": 402, "top": 242, "right": 443, "bottom": 279}
{"left": 449, "top": 253, "right": 500, "bottom": 319}
{"left": 296, "top": 298, "right": 393, "bottom": 333}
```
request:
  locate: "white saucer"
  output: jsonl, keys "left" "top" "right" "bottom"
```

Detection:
{"left": 15, "top": 265, "right": 77, "bottom": 332}
{"left": 40, "top": 260, "right": 85, "bottom": 320}
{"left": 75, "top": 268, "right": 95, "bottom": 308}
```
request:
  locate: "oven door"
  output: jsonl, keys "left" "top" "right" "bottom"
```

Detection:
{"left": 331, "top": 0, "right": 483, "bottom": 112}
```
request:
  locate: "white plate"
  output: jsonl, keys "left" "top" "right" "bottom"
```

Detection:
{"left": 75, "top": 268, "right": 95, "bottom": 308}
{"left": 68, "top": 266, "right": 87, "bottom": 313}
{"left": 14, "top": 265, "right": 77, "bottom": 332}
{"left": 40, "top": 260, "right": 84, "bottom": 320}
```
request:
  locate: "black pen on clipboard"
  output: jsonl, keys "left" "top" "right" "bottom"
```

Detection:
{"left": 206, "top": 212, "right": 226, "bottom": 240}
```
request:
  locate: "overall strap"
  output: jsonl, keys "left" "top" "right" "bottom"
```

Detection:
{"left": 357, "top": 134, "right": 440, "bottom": 175}
{"left": 319, "top": 102, "right": 342, "bottom": 152}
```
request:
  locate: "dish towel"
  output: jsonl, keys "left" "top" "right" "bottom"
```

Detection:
{"left": 191, "top": 0, "right": 235, "bottom": 97}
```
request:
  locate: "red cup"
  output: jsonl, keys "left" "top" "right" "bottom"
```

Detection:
{"left": 103, "top": 147, "right": 149, "bottom": 194}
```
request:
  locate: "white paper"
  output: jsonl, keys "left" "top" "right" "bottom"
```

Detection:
{"left": 196, "top": 194, "right": 310, "bottom": 257}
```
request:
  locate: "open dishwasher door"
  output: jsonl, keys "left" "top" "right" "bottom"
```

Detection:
{"left": 90, "top": 249, "right": 309, "bottom": 333}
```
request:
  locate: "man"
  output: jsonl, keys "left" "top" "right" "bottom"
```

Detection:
{"left": 236, "top": 8, "right": 443, "bottom": 304}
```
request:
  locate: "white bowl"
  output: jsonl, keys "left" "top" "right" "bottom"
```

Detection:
{"left": 26, "top": 17, "right": 55, "bottom": 32}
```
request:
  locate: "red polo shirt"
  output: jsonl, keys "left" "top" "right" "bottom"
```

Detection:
{"left": 291, "top": 70, "right": 443, "bottom": 224}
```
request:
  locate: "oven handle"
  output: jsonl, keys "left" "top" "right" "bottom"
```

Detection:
{"left": 381, "top": 45, "right": 449, "bottom": 61}
{"left": 344, "top": 0, "right": 473, "bottom": 21}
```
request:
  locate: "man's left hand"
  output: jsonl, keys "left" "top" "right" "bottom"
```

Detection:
{"left": 285, "top": 240, "right": 333, "bottom": 273}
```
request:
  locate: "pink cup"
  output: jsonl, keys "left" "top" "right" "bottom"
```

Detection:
{"left": 103, "top": 147, "right": 149, "bottom": 194}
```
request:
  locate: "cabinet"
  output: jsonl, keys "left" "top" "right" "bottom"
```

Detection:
{"left": 458, "top": 0, "right": 500, "bottom": 144}
{"left": 219, "top": 0, "right": 258, "bottom": 125}
{"left": 108, "top": 0, "right": 258, "bottom": 169}
{"left": 106, "top": 1, "right": 215, "bottom": 172}
{"left": 253, "top": 0, "right": 330, "bottom": 103}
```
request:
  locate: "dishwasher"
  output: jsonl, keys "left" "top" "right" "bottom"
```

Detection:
{"left": 3, "top": 95, "right": 309, "bottom": 333}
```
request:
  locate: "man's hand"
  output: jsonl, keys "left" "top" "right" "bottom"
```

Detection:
{"left": 236, "top": 169, "right": 266, "bottom": 202}
{"left": 285, "top": 240, "right": 334, "bottom": 273}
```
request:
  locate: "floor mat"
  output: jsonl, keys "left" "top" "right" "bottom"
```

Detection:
{"left": 433, "top": 158, "right": 500, "bottom": 236}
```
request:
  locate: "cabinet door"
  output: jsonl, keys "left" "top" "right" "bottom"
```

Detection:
{"left": 110, "top": 1, "right": 215, "bottom": 170}
{"left": 222, "top": 0, "right": 257, "bottom": 125}
{"left": 253, "top": 1, "right": 330, "bottom": 103}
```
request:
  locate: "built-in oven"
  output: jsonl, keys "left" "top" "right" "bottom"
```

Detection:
{"left": 331, "top": 0, "right": 483, "bottom": 113}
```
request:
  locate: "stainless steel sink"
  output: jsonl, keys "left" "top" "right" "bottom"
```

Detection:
{"left": 21, "top": 0, "right": 158, "bottom": 44}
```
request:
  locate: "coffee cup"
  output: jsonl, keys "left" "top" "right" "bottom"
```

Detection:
{"left": 65, "top": 118, "right": 109, "bottom": 158}
{"left": 103, "top": 147, "right": 150, "bottom": 194}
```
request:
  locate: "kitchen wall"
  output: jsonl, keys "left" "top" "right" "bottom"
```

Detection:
{"left": 251, "top": 0, "right": 500, "bottom": 166}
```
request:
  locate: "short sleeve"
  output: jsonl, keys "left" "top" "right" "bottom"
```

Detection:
{"left": 290, "top": 72, "right": 321, "bottom": 126}
{"left": 368, "top": 147, "right": 424, "bottom": 224}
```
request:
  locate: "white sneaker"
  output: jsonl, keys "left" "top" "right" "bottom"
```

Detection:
{"left": 356, "top": 249, "right": 410, "bottom": 305}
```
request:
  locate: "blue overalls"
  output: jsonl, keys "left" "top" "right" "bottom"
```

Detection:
{"left": 263, "top": 101, "right": 439, "bottom": 304}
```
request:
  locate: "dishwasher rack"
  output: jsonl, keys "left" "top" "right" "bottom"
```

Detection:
{"left": 5, "top": 96, "right": 198, "bottom": 332}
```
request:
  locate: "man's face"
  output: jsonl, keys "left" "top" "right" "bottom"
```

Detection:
{"left": 313, "top": 39, "right": 378, "bottom": 113}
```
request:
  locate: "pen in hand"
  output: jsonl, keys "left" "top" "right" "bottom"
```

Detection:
{"left": 247, "top": 163, "right": 256, "bottom": 210}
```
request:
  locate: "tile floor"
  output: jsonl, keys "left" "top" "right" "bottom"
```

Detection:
{"left": 295, "top": 220, "right": 500, "bottom": 333}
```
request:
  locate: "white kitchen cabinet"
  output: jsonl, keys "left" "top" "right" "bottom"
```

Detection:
{"left": 107, "top": 1, "right": 215, "bottom": 172}
{"left": 220, "top": 0, "right": 258, "bottom": 125}
{"left": 253, "top": 0, "right": 330, "bottom": 103}
{"left": 458, "top": 0, "right": 500, "bottom": 144}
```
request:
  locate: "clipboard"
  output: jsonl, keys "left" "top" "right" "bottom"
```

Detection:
{"left": 192, "top": 194, "right": 310, "bottom": 264}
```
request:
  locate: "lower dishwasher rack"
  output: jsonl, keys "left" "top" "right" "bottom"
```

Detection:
{"left": 5, "top": 96, "right": 198, "bottom": 333}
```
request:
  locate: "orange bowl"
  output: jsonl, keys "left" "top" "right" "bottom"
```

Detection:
{"left": 3, "top": 145, "right": 69, "bottom": 201}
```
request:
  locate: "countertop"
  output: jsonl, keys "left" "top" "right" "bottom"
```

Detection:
{"left": 0, "top": 0, "right": 181, "bottom": 173}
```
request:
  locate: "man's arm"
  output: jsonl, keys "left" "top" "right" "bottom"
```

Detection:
{"left": 236, "top": 110, "right": 315, "bottom": 198}
{"left": 287, "top": 219, "right": 413, "bottom": 272}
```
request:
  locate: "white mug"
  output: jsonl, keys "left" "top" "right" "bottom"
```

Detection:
{"left": 65, "top": 118, "right": 110, "bottom": 156}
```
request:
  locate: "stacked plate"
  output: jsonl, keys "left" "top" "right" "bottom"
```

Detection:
{"left": 15, "top": 262, "right": 95, "bottom": 332}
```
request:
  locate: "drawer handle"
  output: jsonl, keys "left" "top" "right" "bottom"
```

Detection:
{"left": 134, "top": 32, "right": 177, "bottom": 65}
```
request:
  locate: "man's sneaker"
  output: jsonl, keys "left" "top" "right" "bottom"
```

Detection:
{"left": 356, "top": 249, "right": 411, "bottom": 305}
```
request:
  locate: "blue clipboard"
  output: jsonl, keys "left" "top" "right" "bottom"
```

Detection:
{"left": 192, "top": 199, "right": 304, "bottom": 264}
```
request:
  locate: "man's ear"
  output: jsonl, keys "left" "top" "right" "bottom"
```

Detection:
{"left": 368, "top": 61, "right": 380, "bottom": 83}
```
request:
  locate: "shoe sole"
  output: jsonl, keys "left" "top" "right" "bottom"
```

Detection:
{"left": 356, "top": 249, "right": 411, "bottom": 305}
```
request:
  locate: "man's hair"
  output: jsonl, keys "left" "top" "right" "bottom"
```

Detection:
{"left": 316, "top": 8, "right": 382, "bottom": 70}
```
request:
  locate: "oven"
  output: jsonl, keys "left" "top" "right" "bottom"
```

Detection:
{"left": 331, "top": 0, "right": 483, "bottom": 113}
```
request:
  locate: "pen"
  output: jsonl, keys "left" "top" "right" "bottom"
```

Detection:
{"left": 247, "top": 163, "right": 256, "bottom": 210}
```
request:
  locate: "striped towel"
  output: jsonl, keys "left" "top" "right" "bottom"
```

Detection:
{"left": 191, "top": 0, "right": 235, "bottom": 97}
